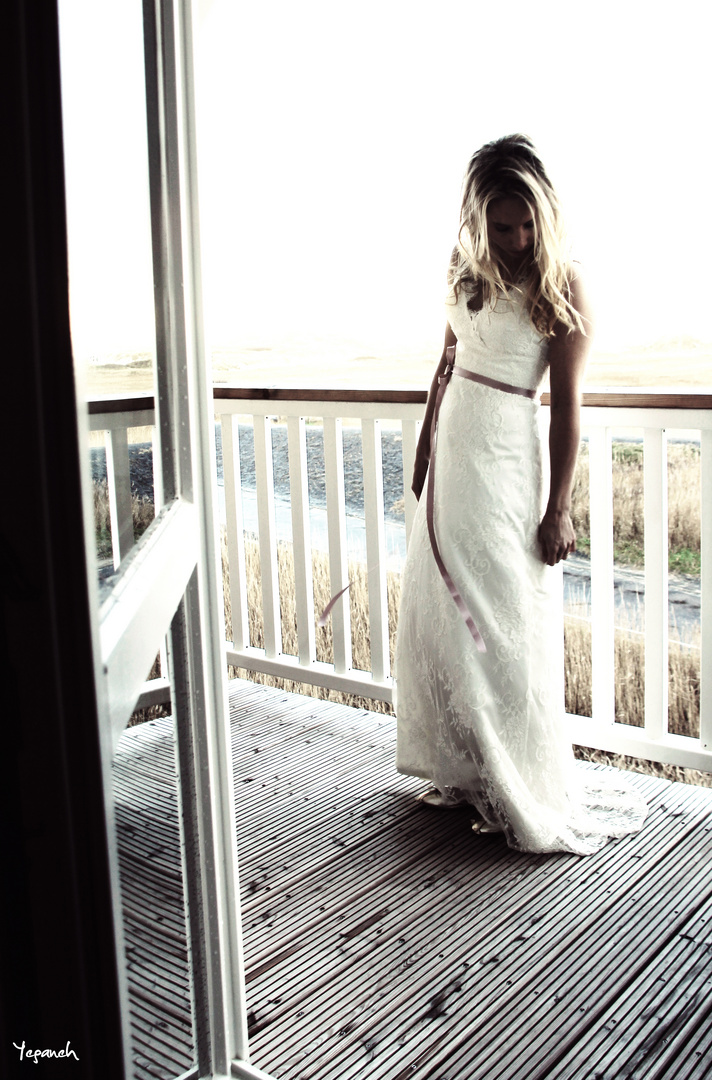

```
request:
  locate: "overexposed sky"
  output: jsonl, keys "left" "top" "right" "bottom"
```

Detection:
{"left": 60, "top": 0, "right": 712, "bottom": 358}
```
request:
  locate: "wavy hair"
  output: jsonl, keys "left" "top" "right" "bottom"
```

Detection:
{"left": 448, "top": 134, "right": 584, "bottom": 337}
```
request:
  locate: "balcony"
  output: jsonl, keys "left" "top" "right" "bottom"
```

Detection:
{"left": 91, "top": 384, "right": 712, "bottom": 771}
{"left": 94, "top": 384, "right": 712, "bottom": 1079}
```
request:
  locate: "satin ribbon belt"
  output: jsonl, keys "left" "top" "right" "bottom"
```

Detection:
{"left": 425, "top": 344, "right": 537, "bottom": 654}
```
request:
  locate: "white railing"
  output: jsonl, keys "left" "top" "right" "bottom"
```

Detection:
{"left": 89, "top": 387, "right": 712, "bottom": 771}
{"left": 89, "top": 394, "right": 171, "bottom": 709}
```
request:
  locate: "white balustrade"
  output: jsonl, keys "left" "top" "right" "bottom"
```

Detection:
{"left": 89, "top": 390, "right": 712, "bottom": 772}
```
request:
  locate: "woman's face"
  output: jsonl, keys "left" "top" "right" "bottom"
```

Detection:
{"left": 486, "top": 198, "right": 535, "bottom": 267}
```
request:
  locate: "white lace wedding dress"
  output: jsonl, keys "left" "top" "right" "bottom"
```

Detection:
{"left": 394, "top": 285, "right": 648, "bottom": 855}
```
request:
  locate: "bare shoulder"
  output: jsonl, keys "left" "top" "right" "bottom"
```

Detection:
{"left": 547, "top": 265, "right": 594, "bottom": 395}
{"left": 566, "top": 263, "right": 594, "bottom": 326}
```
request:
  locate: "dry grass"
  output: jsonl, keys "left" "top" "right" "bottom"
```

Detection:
{"left": 571, "top": 441, "right": 701, "bottom": 573}
{"left": 223, "top": 535, "right": 707, "bottom": 787}
{"left": 106, "top": 450, "right": 706, "bottom": 787}
{"left": 94, "top": 479, "right": 155, "bottom": 560}
{"left": 563, "top": 617, "right": 707, "bottom": 787}
{"left": 222, "top": 533, "right": 401, "bottom": 715}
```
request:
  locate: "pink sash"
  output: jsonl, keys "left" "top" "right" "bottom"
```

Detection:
{"left": 425, "top": 344, "right": 536, "bottom": 654}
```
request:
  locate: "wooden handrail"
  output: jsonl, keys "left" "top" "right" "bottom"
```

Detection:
{"left": 88, "top": 392, "right": 156, "bottom": 414}
{"left": 88, "top": 387, "right": 712, "bottom": 411}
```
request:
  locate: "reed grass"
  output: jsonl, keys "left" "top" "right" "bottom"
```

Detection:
{"left": 100, "top": 443, "right": 706, "bottom": 787}
{"left": 571, "top": 441, "right": 701, "bottom": 572}
{"left": 94, "top": 479, "right": 155, "bottom": 561}
{"left": 223, "top": 535, "right": 707, "bottom": 788}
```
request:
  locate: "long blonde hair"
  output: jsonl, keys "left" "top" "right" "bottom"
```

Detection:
{"left": 449, "top": 134, "right": 584, "bottom": 337}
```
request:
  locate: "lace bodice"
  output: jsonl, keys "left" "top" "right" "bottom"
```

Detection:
{"left": 445, "top": 285, "right": 550, "bottom": 393}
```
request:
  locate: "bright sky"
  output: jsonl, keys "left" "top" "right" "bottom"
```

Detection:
{"left": 60, "top": 0, "right": 712, "bottom": 361}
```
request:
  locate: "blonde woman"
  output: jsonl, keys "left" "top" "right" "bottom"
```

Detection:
{"left": 394, "top": 135, "right": 647, "bottom": 854}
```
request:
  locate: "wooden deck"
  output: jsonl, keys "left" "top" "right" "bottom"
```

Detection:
{"left": 114, "top": 679, "right": 712, "bottom": 1080}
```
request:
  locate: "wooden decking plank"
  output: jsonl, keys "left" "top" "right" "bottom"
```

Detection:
{"left": 237, "top": 691, "right": 700, "bottom": 1071}
{"left": 128, "top": 1020, "right": 192, "bottom": 1076}
{"left": 244, "top": 778, "right": 690, "bottom": 1008}
{"left": 230, "top": 704, "right": 394, "bottom": 753}
{"left": 389, "top": 831, "right": 712, "bottom": 1080}
{"left": 126, "top": 957, "right": 191, "bottom": 1001}
{"left": 367, "top": 824, "right": 712, "bottom": 1080}
{"left": 113, "top": 775, "right": 179, "bottom": 816}
{"left": 231, "top": 713, "right": 397, "bottom": 789}
{"left": 120, "top": 882, "right": 187, "bottom": 929}
{"left": 676, "top": 1007, "right": 712, "bottom": 1080}
{"left": 544, "top": 889, "right": 712, "bottom": 1078}
{"left": 229, "top": 695, "right": 393, "bottom": 758}
{"left": 248, "top": 788, "right": 711, "bottom": 1077}
{"left": 127, "top": 1014, "right": 191, "bottom": 1060}
{"left": 115, "top": 723, "right": 192, "bottom": 1080}
{"left": 241, "top": 810, "right": 501, "bottom": 965}
{"left": 233, "top": 780, "right": 427, "bottom": 905}
{"left": 113, "top": 679, "right": 712, "bottom": 1080}
{"left": 240, "top": 773, "right": 678, "bottom": 964}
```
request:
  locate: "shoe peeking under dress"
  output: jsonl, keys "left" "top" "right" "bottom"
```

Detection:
{"left": 416, "top": 786, "right": 503, "bottom": 834}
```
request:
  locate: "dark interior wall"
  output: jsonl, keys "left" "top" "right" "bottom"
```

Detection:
{"left": 1, "top": 3, "right": 126, "bottom": 1076}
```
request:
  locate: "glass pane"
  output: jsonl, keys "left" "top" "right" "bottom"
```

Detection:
{"left": 58, "top": 6, "right": 197, "bottom": 1077}
{"left": 58, "top": 0, "right": 158, "bottom": 593}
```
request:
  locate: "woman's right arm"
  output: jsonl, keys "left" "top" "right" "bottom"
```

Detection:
{"left": 411, "top": 322, "right": 457, "bottom": 500}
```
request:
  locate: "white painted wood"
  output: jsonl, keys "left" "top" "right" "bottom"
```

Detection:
{"left": 587, "top": 426, "right": 616, "bottom": 725}
{"left": 566, "top": 713, "right": 712, "bottom": 772}
{"left": 100, "top": 498, "right": 198, "bottom": 743}
{"left": 643, "top": 427, "right": 669, "bottom": 740}
{"left": 135, "top": 676, "right": 172, "bottom": 710}
{"left": 253, "top": 416, "right": 282, "bottom": 659}
{"left": 94, "top": 391, "right": 712, "bottom": 777}
{"left": 105, "top": 426, "right": 135, "bottom": 568}
{"left": 231, "top": 1058, "right": 280, "bottom": 1080}
{"left": 214, "top": 397, "right": 712, "bottom": 431}
{"left": 90, "top": 408, "right": 155, "bottom": 431}
{"left": 226, "top": 647, "right": 393, "bottom": 704}
{"left": 151, "top": 423, "right": 164, "bottom": 510}
{"left": 216, "top": 399, "right": 426, "bottom": 423}
{"left": 401, "top": 418, "right": 421, "bottom": 549}
{"left": 362, "top": 418, "right": 390, "bottom": 683}
{"left": 323, "top": 417, "right": 352, "bottom": 673}
{"left": 287, "top": 416, "right": 316, "bottom": 665}
{"left": 700, "top": 429, "right": 712, "bottom": 748}
{"left": 166, "top": 0, "right": 249, "bottom": 1070}
{"left": 159, "top": 637, "right": 169, "bottom": 682}
{"left": 221, "top": 414, "right": 249, "bottom": 650}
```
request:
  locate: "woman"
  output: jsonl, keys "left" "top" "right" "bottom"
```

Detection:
{"left": 394, "top": 134, "right": 647, "bottom": 855}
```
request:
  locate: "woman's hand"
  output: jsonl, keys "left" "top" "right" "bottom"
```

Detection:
{"left": 538, "top": 507, "right": 576, "bottom": 565}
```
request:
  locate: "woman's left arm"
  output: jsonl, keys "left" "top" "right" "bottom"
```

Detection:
{"left": 538, "top": 272, "right": 594, "bottom": 566}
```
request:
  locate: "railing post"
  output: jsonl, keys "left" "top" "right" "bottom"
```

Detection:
{"left": 643, "top": 427, "right": 669, "bottom": 740}
{"left": 253, "top": 416, "right": 282, "bottom": 659}
{"left": 588, "top": 425, "right": 616, "bottom": 725}
{"left": 701, "top": 429, "right": 712, "bottom": 749}
{"left": 287, "top": 415, "right": 316, "bottom": 666}
{"left": 323, "top": 417, "right": 352, "bottom": 674}
{"left": 401, "top": 418, "right": 421, "bottom": 549}
{"left": 362, "top": 418, "right": 390, "bottom": 683}
{"left": 221, "top": 413, "right": 249, "bottom": 651}
{"left": 105, "top": 427, "right": 134, "bottom": 568}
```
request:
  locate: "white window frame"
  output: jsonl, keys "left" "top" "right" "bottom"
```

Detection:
{"left": 83, "top": 1, "right": 275, "bottom": 1075}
